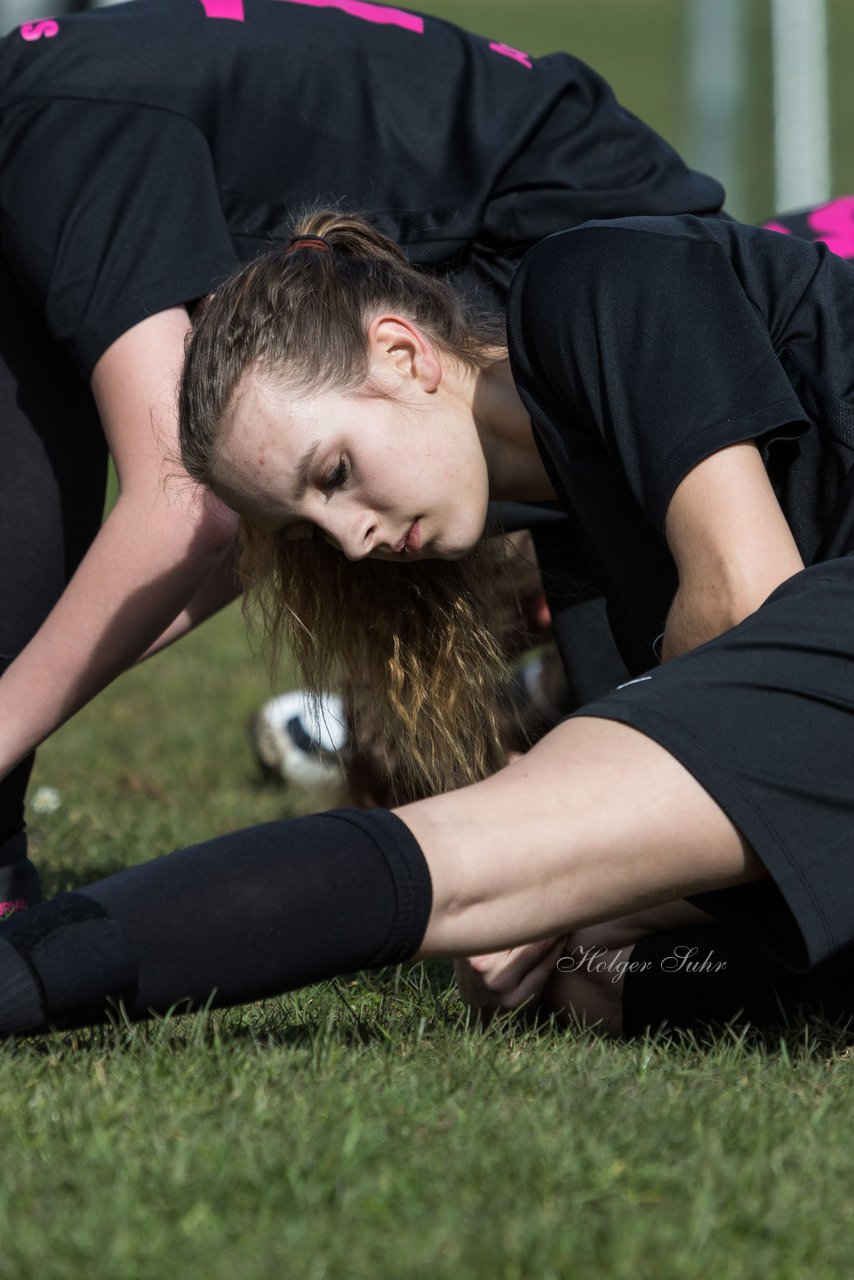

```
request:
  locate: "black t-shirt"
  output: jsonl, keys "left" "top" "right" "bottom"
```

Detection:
{"left": 0, "top": 0, "right": 723, "bottom": 376}
{"left": 507, "top": 217, "right": 854, "bottom": 668}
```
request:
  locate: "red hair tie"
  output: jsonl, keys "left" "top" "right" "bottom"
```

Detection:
{"left": 286, "top": 234, "right": 331, "bottom": 255}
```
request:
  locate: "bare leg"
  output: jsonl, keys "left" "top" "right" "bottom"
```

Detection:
{"left": 400, "top": 716, "right": 766, "bottom": 958}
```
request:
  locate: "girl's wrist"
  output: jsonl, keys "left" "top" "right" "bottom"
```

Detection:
{"left": 0, "top": 718, "right": 37, "bottom": 781}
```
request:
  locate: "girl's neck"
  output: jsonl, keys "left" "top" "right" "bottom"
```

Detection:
{"left": 471, "top": 357, "right": 556, "bottom": 501}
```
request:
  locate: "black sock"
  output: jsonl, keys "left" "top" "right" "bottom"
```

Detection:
{"left": 0, "top": 808, "right": 432, "bottom": 1035}
{"left": 622, "top": 925, "right": 854, "bottom": 1037}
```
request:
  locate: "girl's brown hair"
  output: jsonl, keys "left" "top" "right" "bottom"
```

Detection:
{"left": 179, "top": 210, "right": 510, "bottom": 800}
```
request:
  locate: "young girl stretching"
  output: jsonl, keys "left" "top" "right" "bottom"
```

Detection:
{"left": 3, "top": 209, "right": 854, "bottom": 1039}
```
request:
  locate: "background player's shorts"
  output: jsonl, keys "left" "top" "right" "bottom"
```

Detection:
{"left": 575, "top": 554, "right": 854, "bottom": 972}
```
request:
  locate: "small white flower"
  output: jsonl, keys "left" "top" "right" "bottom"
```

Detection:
{"left": 31, "top": 785, "right": 62, "bottom": 815}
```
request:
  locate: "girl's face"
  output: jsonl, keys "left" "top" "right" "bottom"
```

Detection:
{"left": 211, "top": 323, "right": 491, "bottom": 561}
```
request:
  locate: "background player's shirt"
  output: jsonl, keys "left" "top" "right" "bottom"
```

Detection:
{"left": 0, "top": 0, "right": 723, "bottom": 376}
{"left": 507, "top": 217, "right": 854, "bottom": 668}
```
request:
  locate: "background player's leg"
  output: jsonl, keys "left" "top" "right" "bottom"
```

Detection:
{"left": 0, "top": 254, "right": 108, "bottom": 912}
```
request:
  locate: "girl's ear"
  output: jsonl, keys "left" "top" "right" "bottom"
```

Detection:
{"left": 367, "top": 314, "right": 442, "bottom": 393}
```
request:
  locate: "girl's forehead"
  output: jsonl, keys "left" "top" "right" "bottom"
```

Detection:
{"left": 234, "top": 374, "right": 350, "bottom": 425}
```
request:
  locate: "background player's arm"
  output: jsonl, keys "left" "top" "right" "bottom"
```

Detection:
{"left": 137, "top": 542, "right": 243, "bottom": 663}
{"left": 661, "top": 441, "right": 804, "bottom": 660}
{"left": 0, "top": 308, "right": 238, "bottom": 781}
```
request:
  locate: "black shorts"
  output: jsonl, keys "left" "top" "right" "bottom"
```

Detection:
{"left": 574, "top": 556, "right": 854, "bottom": 972}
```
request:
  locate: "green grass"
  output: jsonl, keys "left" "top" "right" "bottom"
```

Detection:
{"left": 5, "top": 601, "right": 854, "bottom": 1279}
{"left": 23, "top": 603, "right": 295, "bottom": 899}
{"left": 7, "top": 2, "right": 854, "bottom": 1273}
{"left": 2, "top": 984, "right": 854, "bottom": 1278}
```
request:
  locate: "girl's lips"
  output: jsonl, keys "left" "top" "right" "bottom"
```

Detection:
{"left": 399, "top": 520, "right": 422, "bottom": 554}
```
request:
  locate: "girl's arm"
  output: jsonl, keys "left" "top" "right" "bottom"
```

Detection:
{"left": 0, "top": 308, "right": 238, "bottom": 780}
{"left": 137, "top": 542, "right": 242, "bottom": 663}
{"left": 660, "top": 441, "right": 804, "bottom": 661}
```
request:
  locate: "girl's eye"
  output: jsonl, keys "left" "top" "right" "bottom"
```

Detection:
{"left": 323, "top": 457, "right": 350, "bottom": 493}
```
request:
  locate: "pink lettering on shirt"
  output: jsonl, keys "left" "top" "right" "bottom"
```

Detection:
{"left": 0, "top": 899, "right": 27, "bottom": 920}
{"left": 20, "top": 18, "right": 60, "bottom": 40}
{"left": 806, "top": 195, "right": 854, "bottom": 260}
{"left": 280, "top": 0, "right": 424, "bottom": 34}
{"left": 489, "top": 41, "right": 532, "bottom": 69}
{"left": 762, "top": 220, "right": 792, "bottom": 236}
{"left": 197, "top": 0, "right": 245, "bottom": 19}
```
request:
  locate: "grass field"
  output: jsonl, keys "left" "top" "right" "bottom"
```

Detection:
{"left": 5, "top": 599, "right": 854, "bottom": 1279}
{"left": 5, "top": 1, "right": 854, "bottom": 1276}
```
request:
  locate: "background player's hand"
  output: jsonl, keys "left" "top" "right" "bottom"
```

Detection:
{"left": 453, "top": 936, "right": 566, "bottom": 1022}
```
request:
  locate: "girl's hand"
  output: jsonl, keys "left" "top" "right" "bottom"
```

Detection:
{"left": 453, "top": 936, "right": 566, "bottom": 1022}
{"left": 540, "top": 900, "right": 718, "bottom": 1034}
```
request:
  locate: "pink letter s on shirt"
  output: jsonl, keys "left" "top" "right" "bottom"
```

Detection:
{"left": 20, "top": 19, "right": 60, "bottom": 40}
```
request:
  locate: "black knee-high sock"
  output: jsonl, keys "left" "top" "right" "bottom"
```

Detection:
{"left": 0, "top": 808, "right": 432, "bottom": 1036}
{"left": 622, "top": 925, "right": 854, "bottom": 1037}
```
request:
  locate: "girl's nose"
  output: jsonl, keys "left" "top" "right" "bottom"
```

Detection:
{"left": 324, "top": 510, "right": 378, "bottom": 561}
